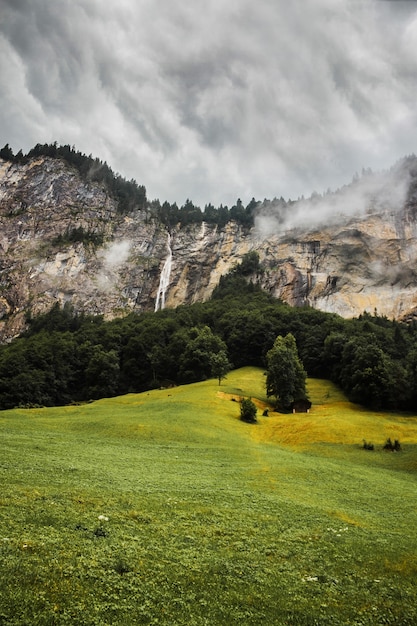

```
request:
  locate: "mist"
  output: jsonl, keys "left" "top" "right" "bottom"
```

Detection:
{"left": 254, "top": 159, "right": 413, "bottom": 238}
{"left": 97, "top": 240, "right": 131, "bottom": 291}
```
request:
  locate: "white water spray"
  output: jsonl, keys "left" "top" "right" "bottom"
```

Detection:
{"left": 155, "top": 233, "right": 172, "bottom": 311}
{"left": 200, "top": 221, "right": 206, "bottom": 239}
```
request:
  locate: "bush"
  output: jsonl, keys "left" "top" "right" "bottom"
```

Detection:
{"left": 383, "top": 438, "right": 401, "bottom": 451}
{"left": 240, "top": 397, "right": 257, "bottom": 423}
{"left": 362, "top": 440, "right": 374, "bottom": 451}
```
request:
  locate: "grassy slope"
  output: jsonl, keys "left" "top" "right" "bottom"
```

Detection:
{"left": 1, "top": 368, "right": 417, "bottom": 625}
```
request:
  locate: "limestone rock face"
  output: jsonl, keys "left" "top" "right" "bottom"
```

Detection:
{"left": 1, "top": 155, "right": 417, "bottom": 341}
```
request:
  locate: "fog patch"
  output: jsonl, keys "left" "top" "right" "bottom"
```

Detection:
{"left": 254, "top": 161, "right": 412, "bottom": 239}
{"left": 97, "top": 240, "right": 131, "bottom": 291}
{"left": 368, "top": 258, "right": 417, "bottom": 289}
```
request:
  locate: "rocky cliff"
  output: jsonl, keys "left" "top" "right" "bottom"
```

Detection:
{"left": 1, "top": 154, "right": 417, "bottom": 341}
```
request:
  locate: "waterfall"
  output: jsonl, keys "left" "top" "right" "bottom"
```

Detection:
{"left": 155, "top": 233, "right": 172, "bottom": 311}
{"left": 200, "top": 221, "right": 206, "bottom": 239}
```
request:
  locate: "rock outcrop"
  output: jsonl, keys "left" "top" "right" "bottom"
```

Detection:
{"left": 1, "top": 154, "right": 417, "bottom": 341}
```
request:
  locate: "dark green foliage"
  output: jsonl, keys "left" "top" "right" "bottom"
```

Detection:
{"left": 24, "top": 302, "right": 84, "bottom": 335}
{"left": 84, "top": 346, "right": 120, "bottom": 399}
{"left": 0, "top": 142, "right": 147, "bottom": 214}
{"left": 383, "top": 438, "right": 401, "bottom": 451}
{"left": 218, "top": 309, "right": 275, "bottom": 367}
{"left": 343, "top": 339, "right": 405, "bottom": 410}
{"left": 266, "top": 333, "right": 308, "bottom": 410}
{"left": 52, "top": 226, "right": 105, "bottom": 248}
{"left": 323, "top": 323, "right": 412, "bottom": 410}
{"left": 211, "top": 252, "right": 269, "bottom": 302}
{"left": 1, "top": 142, "right": 261, "bottom": 228}
{"left": 210, "top": 350, "right": 232, "bottom": 385}
{"left": 405, "top": 347, "right": 417, "bottom": 408}
{"left": 2, "top": 261, "right": 417, "bottom": 410}
{"left": 179, "top": 199, "right": 203, "bottom": 227}
{"left": 211, "top": 274, "right": 261, "bottom": 300}
{"left": 240, "top": 397, "right": 257, "bottom": 423}
{"left": 202, "top": 203, "right": 219, "bottom": 224}
{"left": 154, "top": 197, "right": 257, "bottom": 230}
{"left": 229, "top": 198, "right": 257, "bottom": 228}
{"left": 0, "top": 330, "right": 81, "bottom": 408}
{"left": 0, "top": 143, "right": 14, "bottom": 161}
{"left": 0, "top": 144, "right": 28, "bottom": 165}
{"left": 362, "top": 440, "right": 374, "bottom": 450}
{"left": 176, "top": 325, "right": 229, "bottom": 383}
{"left": 233, "top": 251, "right": 262, "bottom": 276}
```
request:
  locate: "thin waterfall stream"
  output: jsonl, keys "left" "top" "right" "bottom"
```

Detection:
{"left": 155, "top": 232, "right": 172, "bottom": 311}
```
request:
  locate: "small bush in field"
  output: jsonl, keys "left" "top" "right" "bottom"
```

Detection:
{"left": 383, "top": 437, "right": 401, "bottom": 451}
{"left": 240, "top": 397, "right": 257, "bottom": 423}
{"left": 362, "top": 440, "right": 374, "bottom": 450}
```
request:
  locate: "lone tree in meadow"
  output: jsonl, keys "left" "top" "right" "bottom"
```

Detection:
{"left": 266, "top": 333, "right": 308, "bottom": 411}
{"left": 210, "top": 350, "right": 232, "bottom": 385}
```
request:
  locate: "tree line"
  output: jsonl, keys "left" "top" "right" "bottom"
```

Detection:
{"left": 1, "top": 142, "right": 266, "bottom": 229}
{"left": 0, "top": 142, "right": 146, "bottom": 214}
{"left": 150, "top": 196, "right": 259, "bottom": 229}
{"left": 4, "top": 143, "right": 417, "bottom": 231}
{"left": 1, "top": 256, "right": 417, "bottom": 411}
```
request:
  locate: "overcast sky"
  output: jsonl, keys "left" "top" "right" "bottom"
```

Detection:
{"left": 1, "top": 0, "right": 417, "bottom": 207}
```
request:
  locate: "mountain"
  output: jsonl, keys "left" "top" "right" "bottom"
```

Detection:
{"left": 1, "top": 151, "right": 417, "bottom": 341}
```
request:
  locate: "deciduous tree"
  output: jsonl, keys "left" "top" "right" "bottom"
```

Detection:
{"left": 209, "top": 350, "right": 231, "bottom": 385}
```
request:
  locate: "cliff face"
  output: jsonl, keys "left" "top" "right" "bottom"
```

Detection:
{"left": 1, "top": 155, "right": 417, "bottom": 341}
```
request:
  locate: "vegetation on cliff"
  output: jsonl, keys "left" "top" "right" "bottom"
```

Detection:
{"left": 0, "top": 143, "right": 260, "bottom": 228}
{"left": 0, "top": 255, "right": 417, "bottom": 412}
{"left": 1, "top": 142, "right": 147, "bottom": 214}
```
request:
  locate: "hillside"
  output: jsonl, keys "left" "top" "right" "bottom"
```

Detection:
{"left": 1, "top": 369, "right": 417, "bottom": 625}
{"left": 1, "top": 148, "right": 417, "bottom": 340}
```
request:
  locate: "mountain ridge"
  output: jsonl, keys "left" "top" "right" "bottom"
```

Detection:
{"left": 1, "top": 149, "right": 417, "bottom": 341}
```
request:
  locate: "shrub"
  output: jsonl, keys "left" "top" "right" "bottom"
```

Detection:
{"left": 362, "top": 440, "right": 374, "bottom": 451}
{"left": 240, "top": 397, "right": 257, "bottom": 423}
{"left": 383, "top": 438, "right": 401, "bottom": 451}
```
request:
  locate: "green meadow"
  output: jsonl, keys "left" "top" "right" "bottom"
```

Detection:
{"left": 1, "top": 367, "right": 417, "bottom": 625}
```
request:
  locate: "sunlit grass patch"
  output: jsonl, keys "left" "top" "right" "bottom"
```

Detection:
{"left": 253, "top": 377, "right": 417, "bottom": 449}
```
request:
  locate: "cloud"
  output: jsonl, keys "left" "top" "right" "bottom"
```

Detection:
{"left": 1, "top": 0, "right": 417, "bottom": 207}
{"left": 254, "top": 158, "right": 412, "bottom": 236}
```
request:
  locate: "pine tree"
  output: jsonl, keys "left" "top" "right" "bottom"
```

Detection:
{"left": 266, "top": 333, "right": 308, "bottom": 410}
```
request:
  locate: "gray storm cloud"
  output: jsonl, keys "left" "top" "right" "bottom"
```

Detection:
{"left": 1, "top": 0, "right": 417, "bottom": 206}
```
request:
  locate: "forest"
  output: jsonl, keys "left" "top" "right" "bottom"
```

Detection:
{"left": 0, "top": 256, "right": 417, "bottom": 412}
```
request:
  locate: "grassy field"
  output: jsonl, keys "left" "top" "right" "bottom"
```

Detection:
{"left": 1, "top": 367, "right": 417, "bottom": 625}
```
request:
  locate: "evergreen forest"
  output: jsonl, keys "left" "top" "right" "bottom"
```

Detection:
{"left": 0, "top": 143, "right": 260, "bottom": 228}
{"left": 3, "top": 141, "right": 417, "bottom": 230}
{"left": 1, "top": 261, "right": 417, "bottom": 412}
